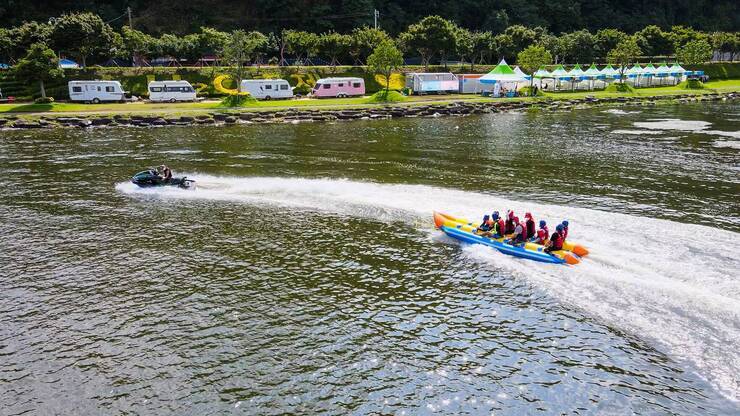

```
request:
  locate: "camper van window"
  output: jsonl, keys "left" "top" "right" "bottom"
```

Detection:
{"left": 264, "top": 85, "right": 272, "bottom": 90}
{"left": 97, "top": 86, "right": 102, "bottom": 91}
{"left": 352, "top": 82, "right": 361, "bottom": 88}
{"left": 72, "top": 86, "right": 82, "bottom": 93}
{"left": 338, "top": 83, "right": 344, "bottom": 87}
{"left": 280, "top": 84, "right": 289, "bottom": 90}
{"left": 323, "top": 84, "right": 330, "bottom": 89}
{"left": 150, "top": 87, "right": 162, "bottom": 92}
{"left": 105, "top": 86, "right": 115, "bottom": 92}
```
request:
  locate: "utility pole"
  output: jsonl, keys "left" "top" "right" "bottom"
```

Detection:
{"left": 374, "top": 9, "right": 379, "bottom": 30}
{"left": 127, "top": 7, "right": 133, "bottom": 28}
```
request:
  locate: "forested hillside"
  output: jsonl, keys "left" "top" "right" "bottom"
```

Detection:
{"left": 1, "top": 0, "right": 737, "bottom": 34}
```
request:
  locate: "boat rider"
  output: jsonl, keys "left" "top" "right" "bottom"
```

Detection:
{"left": 476, "top": 214, "right": 493, "bottom": 235}
{"left": 532, "top": 220, "right": 549, "bottom": 244}
{"left": 158, "top": 164, "right": 172, "bottom": 182}
{"left": 561, "top": 220, "right": 569, "bottom": 240}
{"left": 545, "top": 224, "right": 565, "bottom": 254}
{"left": 490, "top": 211, "right": 505, "bottom": 238}
{"left": 524, "top": 212, "right": 536, "bottom": 240}
{"left": 508, "top": 216, "right": 528, "bottom": 246}
{"left": 504, "top": 211, "right": 516, "bottom": 234}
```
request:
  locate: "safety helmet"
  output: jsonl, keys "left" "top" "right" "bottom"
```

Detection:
{"left": 525, "top": 212, "right": 532, "bottom": 219}
{"left": 492, "top": 211, "right": 500, "bottom": 220}
{"left": 539, "top": 220, "right": 546, "bottom": 228}
{"left": 483, "top": 214, "right": 490, "bottom": 221}
{"left": 556, "top": 224, "right": 564, "bottom": 232}
{"left": 562, "top": 220, "right": 569, "bottom": 227}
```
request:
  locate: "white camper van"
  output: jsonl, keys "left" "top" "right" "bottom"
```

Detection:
{"left": 147, "top": 80, "right": 197, "bottom": 102}
{"left": 68, "top": 80, "right": 126, "bottom": 103}
{"left": 240, "top": 79, "right": 293, "bottom": 100}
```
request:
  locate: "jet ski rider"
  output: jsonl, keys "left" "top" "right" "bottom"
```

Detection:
{"left": 157, "top": 165, "right": 172, "bottom": 182}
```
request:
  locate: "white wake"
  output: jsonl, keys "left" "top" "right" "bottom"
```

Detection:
{"left": 117, "top": 175, "right": 740, "bottom": 401}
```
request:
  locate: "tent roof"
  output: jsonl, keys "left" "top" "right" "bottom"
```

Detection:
{"left": 626, "top": 64, "right": 643, "bottom": 74}
{"left": 669, "top": 62, "right": 686, "bottom": 73}
{"left": 583, "top": 64, "right": 601, "bottom": 75}
{"left": 568, "top": 64, "right": 585, "bottom": 77}
{"left": 550, "top": 64, "right": 569, "bottom": 76}
{"left": 513, "top": 66, "right": 532, "bottom": 80}
{"left": 654, "top": 62, "right": 671, "bottom": 73}
{"left": 480, "top": 59, "right": 528, "bottom": 83}
{"left": 533, "top": 66, "right": 552, "bottom": 78}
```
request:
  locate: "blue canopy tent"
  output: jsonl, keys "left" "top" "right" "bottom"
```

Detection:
{"left": 59, "top": 58, "right": 80, "bottom": 69}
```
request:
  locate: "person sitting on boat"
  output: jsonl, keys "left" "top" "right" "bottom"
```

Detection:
{"left": 508, "top": 216, "right": 528, "bottom": 246}
{"left": 524, "top": 212, "right": 536, "bottom": 240}
{"left": 504, "top": 211, "right": 516, "bottom": 234}
{"left": 158, "top": 164, "right": 173, "bottom": 182}
{"left": 545, "top": 224, "right": 565, "bottom": 254}
{"left": 490, "top": 211, "right": 505, "bottom": 238}
{"left": 532, "top": 220, "right": 549, "bottom": 244}
{"left": 476, "top": 214, "right": 493, "bottom": 234}
{"left": 561, "top": 220, "right": 569, "bottom": 240}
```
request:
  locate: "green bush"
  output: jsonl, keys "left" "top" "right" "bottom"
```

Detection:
{"left": 218, "top": 94, "right": 257, "bottom": 107}
{"left": 686, "top": 63, "right": 740, "bottom": 80}
{"left": 679, "top": 79, "right": 705, "bottom": 89}
{"left": 366, "top": 90, "right": 406, "bottom": 103}
{"left": 605, "top": 82, "right": 635, "bottom": 93}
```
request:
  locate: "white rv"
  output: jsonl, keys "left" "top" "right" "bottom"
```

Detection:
{"left": 68, "top": 80, "right": 126, "bottom": 103}
{"left": 147, "top": 80, "right": 197, "bottom": 102}
{"left": 240, "top": 79, "right": 293, "bottom": 100}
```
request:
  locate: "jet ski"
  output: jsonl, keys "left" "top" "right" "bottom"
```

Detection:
{"left": 131, "top": 169, "right": 195, "bottom": 189}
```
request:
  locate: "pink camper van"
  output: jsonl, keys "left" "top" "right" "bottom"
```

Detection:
{"left": 311, "top": 77, "right": 365, "bottom": 98}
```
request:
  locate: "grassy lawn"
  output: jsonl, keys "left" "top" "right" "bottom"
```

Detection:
{"left": 1, "top": 80, "right": 737, "bottom": 116}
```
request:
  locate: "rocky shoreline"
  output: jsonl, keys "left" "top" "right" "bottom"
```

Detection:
{"left": 1, "top": 92, "right": 737, "bottom": 130}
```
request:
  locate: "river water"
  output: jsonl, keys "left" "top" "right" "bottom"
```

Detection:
{"left": 1, "top": 102, "right": 739, "bottom": 415}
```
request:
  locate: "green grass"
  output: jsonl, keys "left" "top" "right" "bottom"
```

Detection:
{"left": 1, "top": 79, "right": 737, "bottom": 115}
{"left": 366, "top": 90, "right": 407, "bottom": 103}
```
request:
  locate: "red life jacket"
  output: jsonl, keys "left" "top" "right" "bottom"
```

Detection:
{"left": 497, "top": 219, "right": 505, "bottom": 235}
{"left": 537, "top": 226, "right": 549, "bottom": 242}
{"left": 505, "top": 219, "right": 515, "bottom": 234}
{"left": 520, "top": 223, "right": 528, "bottom": 240}
{"left": 562, "top": 226, "right": 569, "bottom": 240}
{"left": 525, "top": 219, "right": 535, "bottom": 238}
{"left": 550, "top": 231, "right": 564, "bottom": 250}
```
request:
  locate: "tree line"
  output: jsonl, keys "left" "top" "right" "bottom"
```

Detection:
{"left": 3, "top": 0, "right": 738, "bottom": 36}
{"left": 1, "top": 12, "right": 737, "bottom": 70}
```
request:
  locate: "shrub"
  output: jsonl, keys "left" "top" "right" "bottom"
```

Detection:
{"left": 605, "top": 82, "right": 635, "bottom": 93}
{"left": 366, "top": 90, "right": 406, "bottom": 103}
{"left": 34, "top": 96, "right": 54, "bottom": 103}
{"left": 219, "top": 94, "right": 257, "bottom": 107}
{"left": 679, "top": 79, "right": 705, "bottom": 89}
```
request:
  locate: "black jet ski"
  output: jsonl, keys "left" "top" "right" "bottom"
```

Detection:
{"left": 131, "top": 169, "right": 195, "bottom": 189}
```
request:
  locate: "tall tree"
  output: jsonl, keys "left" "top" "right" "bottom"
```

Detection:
{"left": 367, "top": 39, "right": 404, "bottom": 96}
{"left": 121, "top": 26, "right": 158, "bottom": 64}
{"left": 0, "top": 28, "right": 11, "bottom": 62}
{"left": 607, "top": 38, "right": 642, "bottom": 81}
{"left": 318, "top": 32, "right": 352, "bottom": 67}
{"left": 471, "top": 31, "right": 495, "bottom": 66}
{"left": 49, "top": 12, "right": 117, "bottom": 67}
{"left": 556, "top": 30, "right": 597, "bottom": 64}
{"left": 398, "top": 16, "right": 457, "bottom": 69}
{"left": 594, "top": 29, "right": 628, "bottom": 60}
{"left": 676, "top": 39, "right": 713, "bottom": 65}
{"left": 634, "top": 25, "right": 673, "bottom": 57}
{"left": 349, "top": 27, "right": 390, "bottom": 65}
{"left": 517, "top": 44, "right": 552, "bottom": 91}
{"left": 12, "top": 43, "right": 64, "bottom": 99}
{"left": 8, "top": 21, "right": 51, "bottom": 62}
{"left": 222, "top": 30, "right": 259, "bottom": 99}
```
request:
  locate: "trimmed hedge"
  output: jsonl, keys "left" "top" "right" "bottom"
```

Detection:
{"left": 686, "top": 63, "right": 740, "bottom": 80}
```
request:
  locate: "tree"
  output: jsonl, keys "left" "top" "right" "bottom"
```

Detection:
{"left": 12, "top": 43, "right": 64, "bottom": 99}
{"left": 284, "top": 30, "right": 319, "bottom": 65}
{"left": 0, "top": 28, "right": 11, "bottom": 62}
{"left": 471, "top": 31, "right": 495, "bottom": 66}
{"left": 222, "top": 30, "right": 259, "bottom": 96}
{"left": 367, "top": 39, "right": 404, "bottom": 95}
{"left": 710, "top": 32, "right": 738, "bottom": 62}
{"left": 349, "top": 27, "right": 390, "bottom": 65}
{"left": 197, "top": 26, "right": 230, "bottom": 58}
{"left": 556, "top": 30, "right": 596, "bottom": 64}
{"left": 454, "top": 27, "right": 475, "bottom": 69}
{"left": 49, "top": 12, "right": 117, "bottom": 67}
{"left": 156, "top": 34, "right": 184, "bottom": 59}
{"left": 517, "top": 45, "right": 552, "bottom": 91}
{"left": 634, "top": 25, "right": 673, "bottom": 57}
{"left": 8, "top": 21, "right": 51, "bottom": 61}
{"left": 676, "top": 39, "right": 713, "bottom": 65}
{"left": 318, "top": 32, "right": 352, "bottom": 67}
{"left": 398, "top": 16, "right": 457, "bottom": 69}
{"left": 668, "top": 25, "right": 708, "bottom": 51}
{"left": 502, "top": 25, "right": 540, "bottom": 60}
{"left": 607, "top": 38, "right": 642, "bottom": 81}
{"left": 595, "top": 29, "right": 628, "bottom": 60}
{"left": 121, "top": 27, "right": 158, "bottom": 64}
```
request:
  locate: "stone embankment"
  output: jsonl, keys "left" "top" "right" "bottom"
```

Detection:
{"left": 1, "top": 92, "right": 737, "bottom": 130}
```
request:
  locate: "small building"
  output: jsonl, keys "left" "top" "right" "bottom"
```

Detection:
{"left": 458, "top": 74, "right": 484, "bottom": 94}
{"left": 147, "top": 80, "right": 197, "bottom": 102}
{"left": 240, "top": 79, "right": 293, "bottom": 100}
{"left": 311, "top": 77, "right": 365, "bottom": 98}
{"left": 68, "top": 80, "right": 126, "bottom": 103}
{"left": 405, "top": 73, "right": 459, "bottom": 95}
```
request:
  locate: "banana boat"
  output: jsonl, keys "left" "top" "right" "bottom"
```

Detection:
{"left": 433, "top": 212, "right": 583, "bottom": 265}
{"left": 436, "top": 212, "right": 589, "bottom": 257}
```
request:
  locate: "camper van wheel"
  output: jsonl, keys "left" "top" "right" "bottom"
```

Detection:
{"left": 92, "top": 98, "right": 100, "bottom": 104}
{"left": 264, "top": 95, "right": 271, "bottom": 101}
{"left": 169, "top": 98, "right": 176, "bottom": 103}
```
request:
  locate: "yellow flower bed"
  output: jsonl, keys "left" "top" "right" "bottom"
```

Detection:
{"left": 374, "top": 73, "right": 405, "bottom": 90}
{"left": 213, "top": 74, "right": 250, "bottom": 96}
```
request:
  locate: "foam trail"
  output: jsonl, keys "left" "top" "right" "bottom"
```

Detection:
{"left": 118, "top": 175, "right": 740, "bottom": 401}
